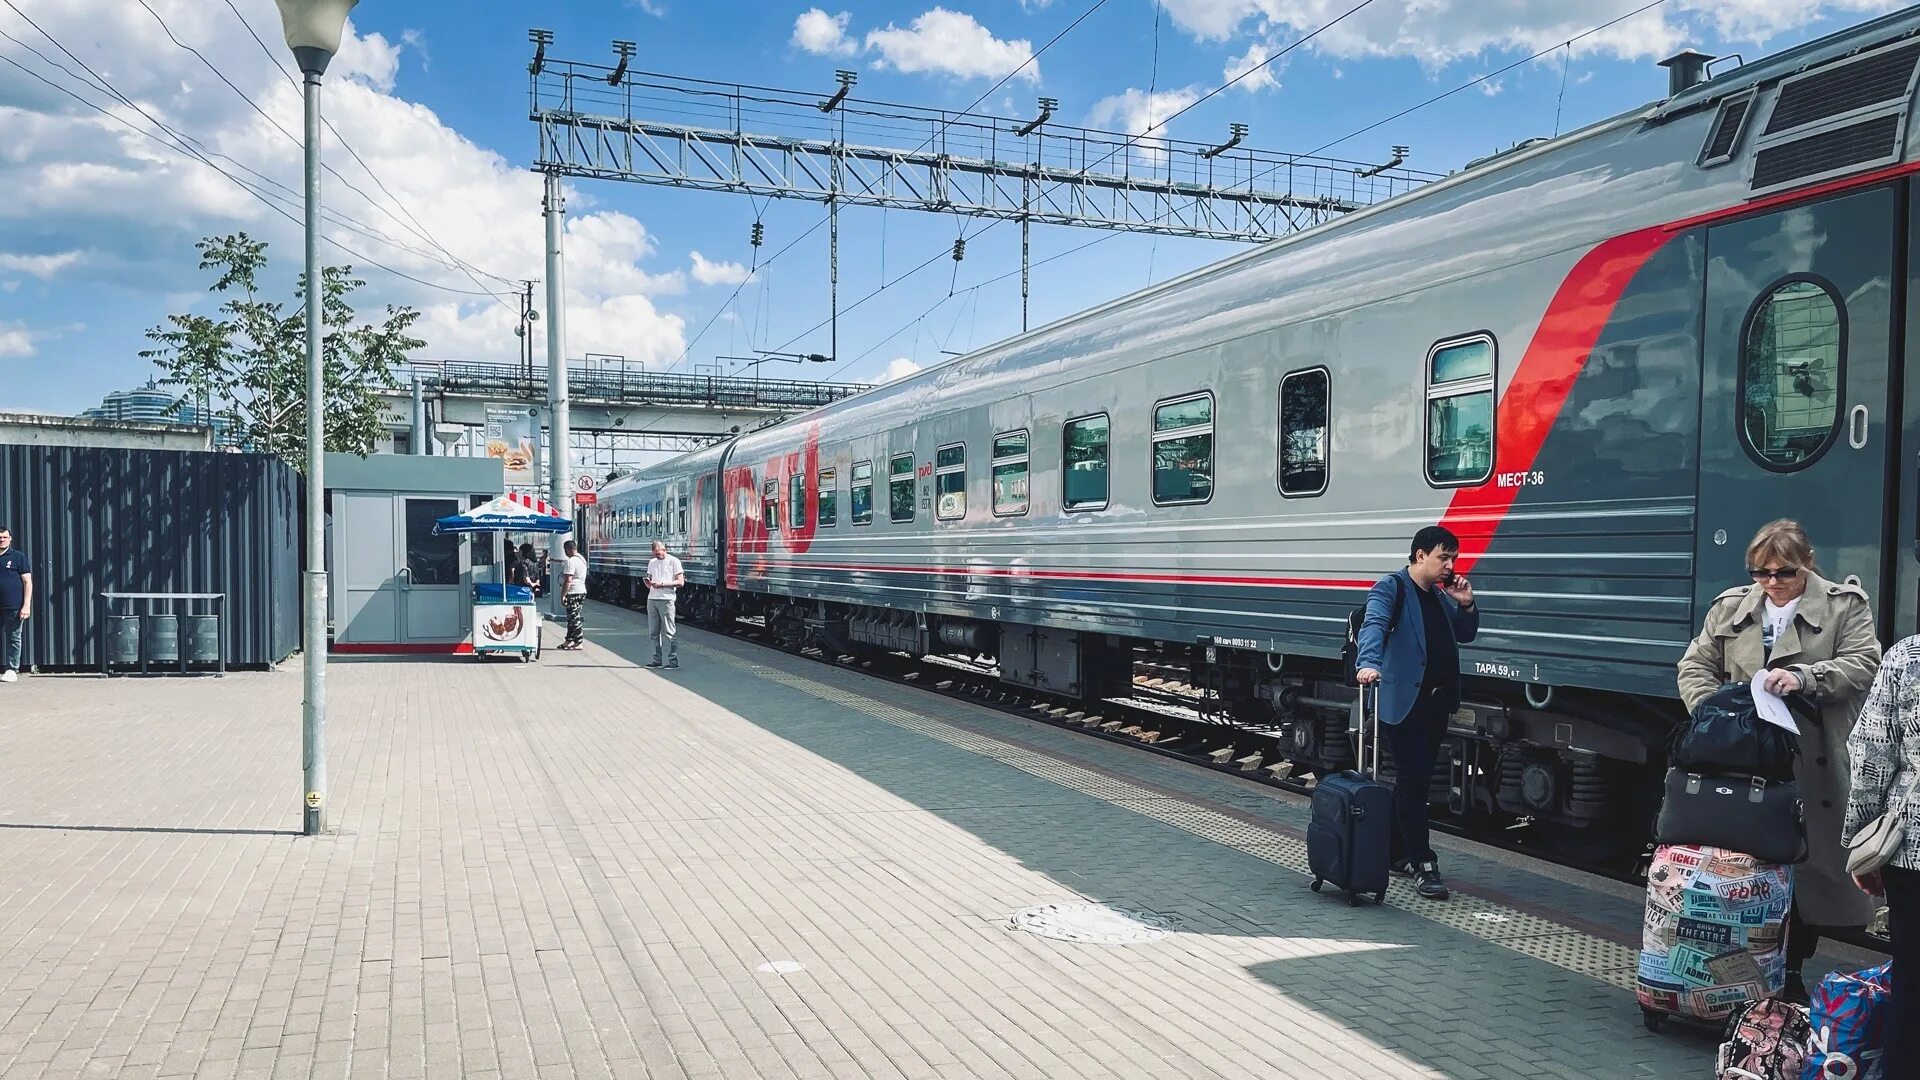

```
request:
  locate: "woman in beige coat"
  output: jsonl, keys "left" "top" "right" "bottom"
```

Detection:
{"left": 1677, "top": 519, "right": 1881, "bottom": 1001}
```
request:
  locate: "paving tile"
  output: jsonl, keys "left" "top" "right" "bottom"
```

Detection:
{"left": 0, "top": 604, "right": 1762, "bottom": 1079}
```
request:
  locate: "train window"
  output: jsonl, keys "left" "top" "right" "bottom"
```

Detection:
{"left": 1063, "top": 414, "right": 1110, "bottom": 511}
{"left": 889, "top": 454, "right": 916, "bottom": 523}
{"left": 1741, "top": 278, "right": 1845, "bottom": 471}
{"left": 677, "top": 490, "right": 688, "bottom": 535}
{"left": 991, "top": 430, "right": 1030, "bottom": 516}
{"left": 1151, "top": 393, "right": 1214, "bottom": 505}
{"left": 762, "top": 477, "right": 779, "bottom": 532}
{"left": 818, "top": 468, "right": 838, "bottom": 526}
{"left": 1425, "top": 335, "right": 1495, "bottom": 487}
{"left": 851, "top": 461, "right": 874, "bottom": 525}
{"left": 1280, "top": 368, "right": 1330, "bottom": 497}
{"left": 935, "top": 444, "right": 967, "bottom": 521}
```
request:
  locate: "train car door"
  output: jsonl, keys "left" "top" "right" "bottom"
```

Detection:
{"left": 1695, "top": 186, "right": 1897, "bottom": 621}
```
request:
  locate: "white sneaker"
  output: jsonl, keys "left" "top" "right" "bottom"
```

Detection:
{"left": 0, "top": 670, "right": 17, "bottom": 683}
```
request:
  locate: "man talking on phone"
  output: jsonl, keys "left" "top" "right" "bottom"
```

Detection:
{"left": 1353, "top": 525, "right": 1479, "bottom": 901}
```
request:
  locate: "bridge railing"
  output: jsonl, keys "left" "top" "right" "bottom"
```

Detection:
{"left": 395, "top": 360, "right": 872, "bottom": 411}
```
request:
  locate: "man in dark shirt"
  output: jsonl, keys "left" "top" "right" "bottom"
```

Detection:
{"left": 1354, "top": 525, "right": 1479, "bottom": 900}
{"left": 0, "top": 524, "right": 32, "bottom": 682}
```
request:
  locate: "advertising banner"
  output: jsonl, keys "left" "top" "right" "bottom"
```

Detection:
{"left": 484, "top": 404, "right": 541, "bottom": 488}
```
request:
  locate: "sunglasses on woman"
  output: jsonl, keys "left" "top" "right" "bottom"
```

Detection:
{"left": 1748, "top": 566, "right": 1801, "bottom": 582}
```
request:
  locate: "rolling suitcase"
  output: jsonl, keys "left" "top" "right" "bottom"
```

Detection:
{"left": 1308, "top": 685, "right": 1392, "bottom": 906}
{"left": 1637, "top": 844, "right": 1793, "bottom": 1032}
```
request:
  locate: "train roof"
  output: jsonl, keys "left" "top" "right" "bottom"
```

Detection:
{"left": 1654, "top": 6, "right": 1920, "bottom": 121}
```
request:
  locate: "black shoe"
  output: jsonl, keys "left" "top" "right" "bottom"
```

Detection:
{"left": 1391, "top": 860, "right": 1415, "bottom": 877}
{"left": 647, "top": 658, "right": 663, "bottom": 668}
{"left": 665, "top": 660, "right": 679, "bottom": 668}
{"left": 1414, "top": 862, "right": 1450, "bottom": 901}
{"left": 1783, "top": 970, "right": 1809, "bottom": 1006}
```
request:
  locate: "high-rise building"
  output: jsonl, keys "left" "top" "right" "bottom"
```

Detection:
{"left": 81, "top": 380, "right": 237, "bottom": 446}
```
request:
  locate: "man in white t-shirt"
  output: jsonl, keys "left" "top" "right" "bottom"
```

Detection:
{"left": 645, "top": 540, "right": 685, "bottom": 668}
{"left": 558, "top": 540, "right": 589, "bottom": 650}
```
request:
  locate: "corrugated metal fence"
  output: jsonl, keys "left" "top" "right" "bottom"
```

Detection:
{"left": 0, "top": 446, "right": 301, "bottom": 671}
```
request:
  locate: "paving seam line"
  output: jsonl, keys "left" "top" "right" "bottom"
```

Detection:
{"left": 704, "top": 646, "right": 1639, "bottom": 993}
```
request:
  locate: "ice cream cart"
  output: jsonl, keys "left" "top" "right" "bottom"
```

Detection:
{"left": 432, "top": 493, "right": 571, "bottom": 661}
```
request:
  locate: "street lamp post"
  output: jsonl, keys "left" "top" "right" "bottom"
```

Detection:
{"left": 274, "top": 0, "right": 357, "bottom": 838}
{"left": 717, "top": 351, "right": 831, "bottom": 401}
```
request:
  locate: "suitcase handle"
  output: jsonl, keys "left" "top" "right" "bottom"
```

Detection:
{"left": 1356, "top": 684, "right": 1381, "bottom": 779}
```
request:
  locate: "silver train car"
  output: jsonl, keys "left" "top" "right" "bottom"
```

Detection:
{"left": 590, "top": 12, "right": 1920, "bottom": 851}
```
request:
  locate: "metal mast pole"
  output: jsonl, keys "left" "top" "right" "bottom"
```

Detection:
{"left": 300, "top": 70, "right": 327, "bottom": 837}
{"left": 543, "top": 171, "right": 571, "bottom": 619}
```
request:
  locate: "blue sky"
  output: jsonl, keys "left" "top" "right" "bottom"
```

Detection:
{"left": 0, "top": 0, "right": 1905, "bottom": 414}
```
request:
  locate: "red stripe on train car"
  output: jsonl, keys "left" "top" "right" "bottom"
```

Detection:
{"left": 753, "top": 560, "right": 1374, "bottom": 590}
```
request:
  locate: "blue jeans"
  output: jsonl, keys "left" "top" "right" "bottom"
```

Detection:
{"left": 1, "top": 608, "right": 21, "bottom": 672}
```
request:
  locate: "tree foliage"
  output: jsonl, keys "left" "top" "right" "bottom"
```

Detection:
{"left": 142, "top": 233, "right": 422, "bottom": 472}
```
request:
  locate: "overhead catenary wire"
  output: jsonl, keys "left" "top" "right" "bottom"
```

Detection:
{"left": 0, "top": 29, "right": 513, "bottom": 300}
{"left": 828, "top": 0, "right": 1685, "bottom": 379}
{"left": 655, "top": 0, "right": 1115, "bottom": 375}
{"left": 144, "top": 0, "right": 523, "bottom": 315}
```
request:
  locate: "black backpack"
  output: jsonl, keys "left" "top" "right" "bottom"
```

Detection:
{"left": 1341, "top": 574, "right": 1403, "bottom": 687}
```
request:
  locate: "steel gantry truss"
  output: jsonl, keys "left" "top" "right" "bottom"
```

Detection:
{"left": 529, "top": 50, "right": 1438, "bottom": 243}
{"left": 526, "top": 32, "right": 1440, "bottom": 358}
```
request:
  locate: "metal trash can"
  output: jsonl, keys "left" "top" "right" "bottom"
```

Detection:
{"left": 106, "top": 615, "right": 141, "bottom": 667}
{"left": 182, "top": 614, "right": 221, "bottom": 665}
{"left": 144, "top": 614, "right": 180, "bottom": 664}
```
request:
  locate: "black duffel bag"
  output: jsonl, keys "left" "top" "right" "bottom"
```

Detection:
{"left": 1654, "top": 769, "right": 1808, "bottom": 865}
{"left": 1669, "top": 682, "right": 1799, "bottom": 782}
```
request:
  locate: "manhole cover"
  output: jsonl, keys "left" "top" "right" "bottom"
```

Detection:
{"left": 1008, "top": 903, "right": 1172, "bottom": 945}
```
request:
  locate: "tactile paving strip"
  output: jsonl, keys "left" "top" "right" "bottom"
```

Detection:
{"left": 736, "top": 658, "right": 1640, "bottom": 992}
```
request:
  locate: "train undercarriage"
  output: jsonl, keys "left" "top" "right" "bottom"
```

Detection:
{"left": 601, "top": 577, "right": 1679, "bottom": 866}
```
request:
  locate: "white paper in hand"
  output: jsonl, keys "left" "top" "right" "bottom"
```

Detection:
{"left": 1750, "top": 670, "right": 1799, "bottom": 734}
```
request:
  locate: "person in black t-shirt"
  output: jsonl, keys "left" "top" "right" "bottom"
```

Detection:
{"left": 0, "top": 524, "right": 33, "bottom": 683}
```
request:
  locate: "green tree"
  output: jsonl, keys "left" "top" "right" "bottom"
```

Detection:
{"left": 141, "top": 233, "right": 422, "bottom": 472}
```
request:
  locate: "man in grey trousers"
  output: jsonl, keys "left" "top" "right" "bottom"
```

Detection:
{"left": 645, "top": 540, "right": 685, "bottom": 668}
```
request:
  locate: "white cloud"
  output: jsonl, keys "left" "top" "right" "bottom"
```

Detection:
{"left": 880, "top": 357, "right": 922, "bottom": 382}
{"left": 0, "top": 0, "right": 690, "bottom": 369}
{"left": 1224, "top": 41, "right": 1280, "bottom": 91}
{"left": 0, "top": 322, "right": 35, "bottom": 359}
{"left": 631, "top": 0, "right": 669, "bottom": 15}
{"left": 865, "top": 9, "right": 1040, "bottom": 81}
{"left": 0, "top": 251, "right": 83, "bottom": 278}
{"left": 689, "top": 251, "right": 752, "bottom": 286}
{"left": 793, "top": 8, "right": 858, "bottom": 55}
{"left": 1085, "top": 86, "right": 1204, "bottom": 165}
{"left": 1156, "top": 0, "right": 1904, "bottom": 64}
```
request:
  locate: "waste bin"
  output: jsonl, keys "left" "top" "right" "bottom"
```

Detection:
{"left": 182, "top": 614, "right": 222, "bottom": 666}
{"left": 144, "top": 614, "right": 180, "bottom": 664}
{"left": 106, "top": 615, "right": 141, "bottom": 667}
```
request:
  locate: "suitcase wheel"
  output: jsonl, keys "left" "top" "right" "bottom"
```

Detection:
{"left": 1640, "top": 1009, "right": 1664, "bottom": 1033}
{"left": 1309, "top": 880, "right": 1322, "bottom": 893}
{"left": 1348, "top": 893, "right": 1364, "bottom": 907}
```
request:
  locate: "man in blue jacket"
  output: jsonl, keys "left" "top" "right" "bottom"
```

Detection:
{"left": 1355, "top": 525, "right": 1479, "bottom": 901}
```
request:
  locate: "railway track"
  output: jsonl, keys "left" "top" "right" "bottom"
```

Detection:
{"left": 631, "top": 602, "right": 1892, "bottom": 952}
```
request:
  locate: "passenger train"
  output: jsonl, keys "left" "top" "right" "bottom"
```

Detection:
{"left": 586, "top": 12, "right": 1920, "bottom": 854}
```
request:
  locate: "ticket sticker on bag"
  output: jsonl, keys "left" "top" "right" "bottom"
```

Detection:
{"left": 1674, "top": 917, "right": 1739, "bottom": 949}
{"left": 1715, "top": 874, "right": 1786, "bottom": 913}
{"left": 1706, "top": 949, "right": 1765, "bottom": 987}
{"left": 1669, "top": 944, "right": 1718, "bottom": 987}
{"left": 1638, "top": 952, "right": 1679, "bottom": 986}
{"left": 1694, "top": 983, "right": 1763, "bottom": 1014}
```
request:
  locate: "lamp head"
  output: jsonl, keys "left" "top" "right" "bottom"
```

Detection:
{"left": 274, "top": 0, "right": 358, "bottom": 77}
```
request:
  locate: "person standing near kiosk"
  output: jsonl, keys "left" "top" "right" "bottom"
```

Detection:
{"left": 646, "top": 540, "right": 684, "bottom": 669}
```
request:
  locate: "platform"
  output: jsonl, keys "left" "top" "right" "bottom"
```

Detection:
{"left": 0, "top": 601, "right": 1877, "bottom": 1079}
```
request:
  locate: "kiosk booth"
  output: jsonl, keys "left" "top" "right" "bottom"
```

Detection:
{"left": 432, "top": 493, "right": 571, "bottom": 661}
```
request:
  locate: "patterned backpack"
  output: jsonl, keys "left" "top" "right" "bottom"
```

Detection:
{"left": 1804, "top": 962, "right": 1893, "bottom": 1080}
{"left": 1716, "top": 998, "right": 1812, "bottom": 1080}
